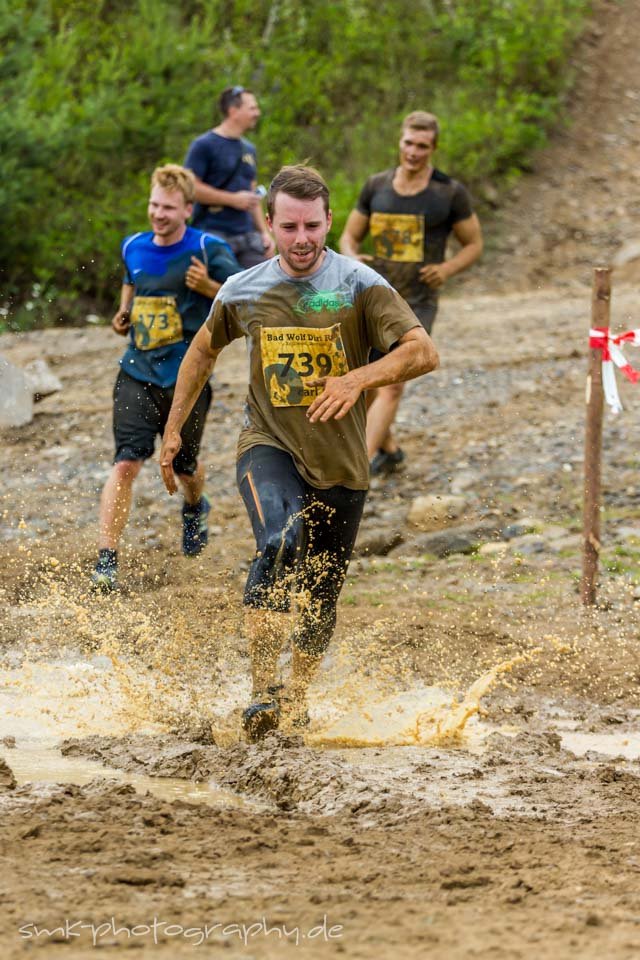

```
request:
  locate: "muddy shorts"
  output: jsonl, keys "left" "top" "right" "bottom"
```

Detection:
{"left": 369, "top": 300, "right": 437, "bottom": 363}
{"left": 112, "top": 369, "right": 211, "bottom": 476}
{"left": 237, "top": 444, "right": 366, "bottom": 655}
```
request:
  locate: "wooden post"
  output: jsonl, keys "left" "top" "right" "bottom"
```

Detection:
{"left": 581, "top": 267, "right": 611, "bottom": 605}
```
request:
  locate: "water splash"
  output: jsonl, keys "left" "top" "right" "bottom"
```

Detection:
{"left": 308, "top": 651, "right": 539, "bottom": 748}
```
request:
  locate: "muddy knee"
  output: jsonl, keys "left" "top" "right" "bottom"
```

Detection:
{"left": 245, "top": 520, "right": 304, "bottom": 608}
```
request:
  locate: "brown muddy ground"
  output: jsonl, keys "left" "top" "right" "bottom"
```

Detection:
{"left": 3, "top": 283, "right": 640, "bottom": 960}
{"left": 3, "top": 3, "right": 640, "bottom": 957}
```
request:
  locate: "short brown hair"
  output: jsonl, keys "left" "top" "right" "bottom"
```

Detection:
{"left": 150, "top": 164, "right": 196, "bottom": 204}
{"left": 267, "top": 164, "right": 330, "bottom": 218}
{"left": 401, "top": 110, "right": 439, "bottom": 146}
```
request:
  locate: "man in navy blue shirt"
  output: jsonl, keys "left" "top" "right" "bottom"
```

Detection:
{"left": 91, "top": 164, "right": 240, "bottom": 592}
{"left": 185, "top": 86, "right": 275, "bottom": 268}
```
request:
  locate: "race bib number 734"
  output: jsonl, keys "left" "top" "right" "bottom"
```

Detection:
{"left": 261, "top": 324, "right": 349, "bottom": 407}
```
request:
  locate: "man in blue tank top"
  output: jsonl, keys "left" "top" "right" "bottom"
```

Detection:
{"left": 91, "top": 164, "right": 240, "bottom": 592}
{"left": 185, "top": 85, "right": 275, "bottom": 268}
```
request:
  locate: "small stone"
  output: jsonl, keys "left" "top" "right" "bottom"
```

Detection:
{"left": 502, "top": 520, "right": 538, "bottom": 539}
{"left": 410, "top": 521, "right": 500, "bottom": 559}
{"left": 355, "top": 529, "right": 404, "bottom": 557}
{"left": 509, "top": 534, "right": 547, "bottom": 555}
{"left": 0, "top": 355, "right": 33, "bottom": 427}
{"left": 407, "top": 494, "right": 467, "bottom": 532}
{"left": 22, "top": 359, "right": 63, "bottom": 399}
{"left": 479, "top": 542, "right": 509, "bottom": 556}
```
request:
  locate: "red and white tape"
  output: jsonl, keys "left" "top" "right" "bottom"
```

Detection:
{"left": 589, "top": 326, "right": 640, "bottom": 413}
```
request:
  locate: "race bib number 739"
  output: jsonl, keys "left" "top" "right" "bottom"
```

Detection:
{"left": 261, "top": 324, "right": 349, "bottom": 407}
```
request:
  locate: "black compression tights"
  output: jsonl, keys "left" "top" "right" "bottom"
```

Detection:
{"left": 237, "top": 445, "right": 366, "bottom": 656}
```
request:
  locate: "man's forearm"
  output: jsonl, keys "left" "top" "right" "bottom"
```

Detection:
{"left": 306, "top": 329, "right": 438, "bottom": 424}
{"left": 201, "top": 278, "right": 221, "bottom": 299}
{"left": 167, "top": 329, "right": 219, "bottom": 432}
{"left": 442, "top": 240, "right": 483, "bottom": 279}
{"left": 355, "top": 334, "right": 438, "bottom": 391}
{"left": 194, "top": 182, "right": 238, "bottom": 209}
{"left": 339, "top": 234, "right": 360, "bottom": 257}
{"left": 119, "top": 284, "right": 134, "bottom": 311}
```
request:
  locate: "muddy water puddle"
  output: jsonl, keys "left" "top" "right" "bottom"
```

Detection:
{"left": 0, "top": 655, "right": 251, "bottom": 808}
{"left": 559, "top": 731, "right": 640, "bottom": 761}
{"left": 7, "top": 645, "right": 633, "bottom": 820}
{"left": 0, "top": 740, "right": 247, "bottom": 807}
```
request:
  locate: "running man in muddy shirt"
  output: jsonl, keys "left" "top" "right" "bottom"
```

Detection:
{"left": 91, "top": 165, "right": 240, "bottom": 592}
{"left": 159, "top": 164, "right": 439, "bottom": 741}
{"left": 340, "top": 110, "right": 482, "bottom": 474}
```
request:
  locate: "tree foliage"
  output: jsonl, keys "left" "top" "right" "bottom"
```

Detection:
{"left": 0, "top": 0, "right": 590, "bottom": 326}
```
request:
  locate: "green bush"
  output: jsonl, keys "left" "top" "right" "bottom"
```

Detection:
{"left": 0, "top": 0, "right": 591, "bottom": 327}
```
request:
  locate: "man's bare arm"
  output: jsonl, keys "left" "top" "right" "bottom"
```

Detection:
{"left": 339, "top": 210, "right": 373, "bottom": 261}
{"left": 419, "top": 213, "right": 483, "bottom": 288}
{"left": 160, "top": 324, "right": 222, "bottom": 493}
{"left": 192, "top": 175, "right": 259, "bottom": 213}
{"left": 185, "top": 257, "right": 221, "bottom": 299}
{"left": 307, "top": 326, "right": 438, "bottom": 423}
{"left": 112, "top": 283, "right": 134, "bottom": 336}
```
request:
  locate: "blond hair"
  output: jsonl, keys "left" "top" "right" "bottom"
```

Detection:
{"left": 150, "top": 164, "right": 196, "bottom": 204}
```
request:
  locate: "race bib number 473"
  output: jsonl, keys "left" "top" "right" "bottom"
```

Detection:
{"left": 130, "top": 295, "right": 183, "bottom": 351}
{"left": 261, "top": 324, "right": 349, "bottom": 407}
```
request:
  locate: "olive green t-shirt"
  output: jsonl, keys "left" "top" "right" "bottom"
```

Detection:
{"left": 206, "top": 248, "right": 420, "bottom": 490}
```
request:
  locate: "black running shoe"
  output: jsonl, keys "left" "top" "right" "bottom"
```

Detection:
{"left": 90, "top": 556, "right": 118, "bottom": 592}
{"left": 370, "top": 447, "right": 406, "bottom": 476}
{"left": 182, "top": 494, "right": 211, "bottom": 556}
{"left": 242, "top": 692, "right": 281, "bottom": 742}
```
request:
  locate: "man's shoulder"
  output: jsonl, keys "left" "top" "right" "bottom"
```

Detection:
{"left": 431, "top": 168, "right": 470, "bottom": 195}
{"left": 188, "top": 130, "right": 216, "bottom": 148}
{"left": 324, "top": 250, "right": 392, "bottom": 294}
{"left": 216, "top": 258, "right": 277, "bottom": 304}
{"left": 185, "top": 225, "right": 225, "bottom": 247}
{"left": 431, "top": 168, "right": 452, "bottom": 184}
{"left": 431, "top": 169, "right": 473, "bottom": 209}
{"left": 363, "top": 169, "right": 394, "bottom": 191}
{"left": 121, "top": 231, "right": 151, "bottom": 257}
{"left": 199, "top": 229, "right": 234, "bottom": 253}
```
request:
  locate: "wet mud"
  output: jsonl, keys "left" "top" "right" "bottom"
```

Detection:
{"left": 3, "top": 288, "right": 640, "bottom": 957}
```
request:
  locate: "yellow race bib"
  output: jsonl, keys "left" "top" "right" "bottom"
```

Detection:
{"left": 130, "top": 295, "right": 183, "bottom": 351}
{"left": 261, "top": 324, "right": 349, "bottom": 407}
{"left": 369, "top": 212, "right": 425, "bottom": 263}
